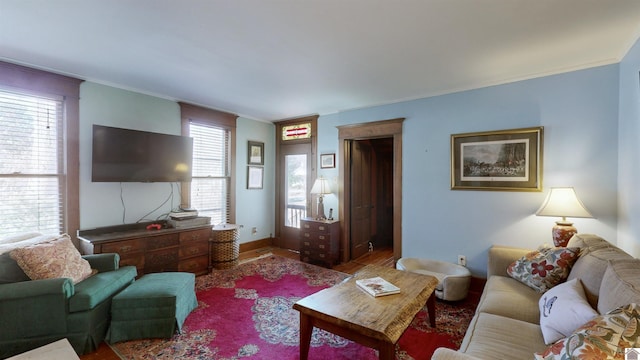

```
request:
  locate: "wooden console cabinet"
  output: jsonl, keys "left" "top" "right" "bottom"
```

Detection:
{"left": 78, "top": 221, "right": 211, "bottom": 276}
{"left": 299, "top": 217, "right": 340, "bottom": 267}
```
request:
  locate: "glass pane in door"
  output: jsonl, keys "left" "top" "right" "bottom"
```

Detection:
{"left": 285, "top": 154, "right": 307, "bottom": 228}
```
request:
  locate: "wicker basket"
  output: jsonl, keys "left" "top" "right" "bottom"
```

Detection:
{"left": 210, "top": 224, "right": 240, "bottom": 269}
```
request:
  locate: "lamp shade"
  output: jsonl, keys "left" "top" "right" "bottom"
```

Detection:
{"left": 310, "top": 177, "right": 332, "bottom": 195}
{"left": 536, "top": 187, "right": 592, "bottom": 219}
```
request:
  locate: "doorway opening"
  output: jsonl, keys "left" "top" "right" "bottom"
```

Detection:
{"left": 338, "top": 118, "right": 404, "bottom": 263}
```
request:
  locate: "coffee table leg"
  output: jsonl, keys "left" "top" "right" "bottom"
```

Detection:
{"left": 427, "top": 291, "right": 436, "bottom": 328}
{"left": 379, "top": 342, "right": 395, "bottom": 360}
{"left": 299, "top": 313, "right": 312, "bottom": 360}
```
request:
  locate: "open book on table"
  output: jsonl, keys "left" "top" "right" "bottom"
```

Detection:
{"left": 356, "top": 276, "right": 401, "bottom": 297}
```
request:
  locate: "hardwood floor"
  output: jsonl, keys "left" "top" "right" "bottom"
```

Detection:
{"left": 79, "top": 246, "right": 394, "bottom": 360}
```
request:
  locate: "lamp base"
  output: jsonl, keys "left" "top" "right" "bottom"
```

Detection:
{"left": 316, "top": 195, "right": 326, "bottom": 220}
{"left": 552, "top": 222, "right": 577, "bottom": 247}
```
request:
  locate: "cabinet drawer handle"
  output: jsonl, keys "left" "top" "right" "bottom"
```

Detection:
{"left": 319, "top": 254, "right": 325, "bottom": 258}
{"left": 304, "top": 241, "right": 310, "bottom": 246}
{"left": 191, "top": 234, "right": 200, "bottom": 241}
{"left": 319, "top": 244, "right": 325, "bottom": 249}
{"left": 319, "top": 235, "right": 325, "bottom": 240}
{"left": 303, "top": 224, "right": 310, "bottom": 229}
{"left": 189, "top": 248, "right": 199, "bottom": 255}
{"left": 318, "top": 226, "right": 325, "bottom": 231}
{"left": 304, "top": 233, "right": 310, "bottom": 238}
{"left": 304, "top": 251, "right": 310, "bottom": 255}
{"left": 119, "top": 245, "right": 133, "bottom": 253}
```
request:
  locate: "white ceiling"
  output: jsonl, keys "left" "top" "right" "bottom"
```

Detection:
{"left": 1, "top": 1, "right": 640, "bottom": 121}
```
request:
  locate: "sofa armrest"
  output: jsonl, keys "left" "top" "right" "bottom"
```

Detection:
{"left": 0, "top": 277, "right": 74, "bottom": 300}
{"left": 487, "top": 245, "right": 532, "bottom": 277}
{"left": 0, "top": 278, "right": 74, "bottom": 339}
{"left": 83, "top": 253, "right": 120, "bottom": 272}
{"left": 432, "top": 348, "right": 483, "bottom": 360}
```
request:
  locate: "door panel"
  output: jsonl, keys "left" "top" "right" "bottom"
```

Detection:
{"left": 277, "top": 143, "right": 312, "bottom": 250}
{"left": 350, "top": 140, "right": 373, "bottom": 259}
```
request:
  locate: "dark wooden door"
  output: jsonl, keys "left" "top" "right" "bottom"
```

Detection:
{"left": 350, "top": 140, "right": 373, "bottom": 259}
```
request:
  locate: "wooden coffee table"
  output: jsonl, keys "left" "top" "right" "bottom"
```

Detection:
{"left": 293, "top": 264, "right": 438, "bottom": 360}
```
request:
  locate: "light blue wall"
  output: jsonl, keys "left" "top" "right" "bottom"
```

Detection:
{"left": 319, "top": 65, "right": 619, "bottom": 276}
{"left": 618, "top": 37, "right": 640, "bottom": 257}
{"left": 235, "top": 117, "right": 276, "bottom": 242}
{"left": 79, "top": 83, "right": 182, "bottom": 227}
{"left": 78, "top": 56, "right": 636, "bottom": 276}
{"left": 78, "top": 82, "right": 276, "bottom": 245}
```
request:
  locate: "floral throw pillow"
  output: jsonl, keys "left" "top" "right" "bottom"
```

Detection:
{"left": 10, "top": 234, "right": 94, "bottom": 284}
{"left": 507, "top": 247, "right": 580, "bottom": 293}
{"left": 534, "top": 303, "right": 640, "bottom": 360}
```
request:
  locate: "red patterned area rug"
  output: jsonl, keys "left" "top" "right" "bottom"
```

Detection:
{"left": 110, "top": 255, "right": 478, "bottom": 360}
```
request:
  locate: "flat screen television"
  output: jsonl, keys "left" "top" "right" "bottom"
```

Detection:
{"left": 91, "top": 124, "right": 193, "bottom": 182}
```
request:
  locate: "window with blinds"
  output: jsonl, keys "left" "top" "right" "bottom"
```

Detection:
{"left": 0, "top": 89, "right": 65, "bottom": 238}
{"left": 189, "top": 122, "right": 231, "bottom": 225}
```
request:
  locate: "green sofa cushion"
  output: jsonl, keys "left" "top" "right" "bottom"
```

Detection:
{"left": 69, "top": 265, "right": 137, "bottom": 313}
{"left": 0, "top": 253, "right": 29, "bottom": 284}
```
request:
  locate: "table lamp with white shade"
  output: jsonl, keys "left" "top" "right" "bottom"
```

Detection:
{"left": 536, "top": 187, "right": 593, "bottom": 247}
{"left": 310, "top": 176, "right": 332, "bottom": 220}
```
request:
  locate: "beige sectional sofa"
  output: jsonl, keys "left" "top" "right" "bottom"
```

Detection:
{"left": 432, "top": 234, "right": 640, "bottom": 360}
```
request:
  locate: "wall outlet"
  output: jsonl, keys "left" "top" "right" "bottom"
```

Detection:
{"left": 457, "top": 255, "right": 467, "bottom": 267}
{"left": 251, "top": 227, "right": 257, "bottom": 235}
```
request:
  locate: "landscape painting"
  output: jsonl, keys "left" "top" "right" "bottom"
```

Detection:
{"left": 451, "top": 127, "right": 543, "bottom": 191}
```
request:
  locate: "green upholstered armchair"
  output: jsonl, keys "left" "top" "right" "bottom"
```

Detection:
{"left": 0, "top": 252, "right": 137, "bottom": 358}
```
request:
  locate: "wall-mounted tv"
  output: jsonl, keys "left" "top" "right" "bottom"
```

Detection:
{"left": 91, "top": 124, "right": 193, "bottom": 182}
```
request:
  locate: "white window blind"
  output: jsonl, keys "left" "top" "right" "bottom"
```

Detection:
{"left": 189, "top": 122, "right": 231, "bottom": 225}
{"left": 0, "top": 89, "right": 65, "bottom": 238}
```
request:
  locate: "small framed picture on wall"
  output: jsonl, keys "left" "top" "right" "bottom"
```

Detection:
{"left": 247, "top": 166, "right": 264, "bottom": 189}
{"left": 320, "top": 153, "right": 335, "bottom": 169}
{"left": 248, "top": 141, "right": 264, "bottom": 165}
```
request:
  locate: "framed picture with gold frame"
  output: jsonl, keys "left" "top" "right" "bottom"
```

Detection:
{"left": 451, "top": 126, "right": 543, "bottom": 191}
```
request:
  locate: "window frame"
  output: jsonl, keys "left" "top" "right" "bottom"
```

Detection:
{"left": 179, "top": 102, "right": 237, "bottom": 225}
{"left": 0, "top": 61, "right": 81, "bottom": 243}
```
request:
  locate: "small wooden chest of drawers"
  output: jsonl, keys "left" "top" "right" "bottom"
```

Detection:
{"left": 299, "top": 218, "right": 340, "bottom": 267}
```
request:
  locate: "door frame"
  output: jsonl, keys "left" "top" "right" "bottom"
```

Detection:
{"left": 337, "top": 118, "right": 404, "bottom": 263}
{"left": 274, "top": 115, "right": 318, "bottom": 248}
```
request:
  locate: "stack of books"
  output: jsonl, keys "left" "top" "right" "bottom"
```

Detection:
{"left": 169, "top": 208, "right": 198, "bottom": 220}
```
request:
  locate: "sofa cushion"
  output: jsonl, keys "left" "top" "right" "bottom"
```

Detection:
{"left": 566, "top": 233, "right": 615, "bottom": 251}
{"left": 0, "top": 232, "right": 42, "bottom": 245}
{"left": 10, "top": 234, "right": 94, "bottom": 284}
{"left": 507, "top": 247, "right": 580, "bottom": 293}
{"left": 567, "top": 245, "right": 633, "bottom": 308}
{"left": 535, "top": 303, "right": 640, "bottom": 360}
{"left": 597, "top": 259, "right": 640, "bottom": 314}
{"left": 476, "top": 276, "right": 541, "bottom": 324}
{"left": 0, "top": 233, "right": 59, "bottom": 254}
{"left": 538, "top": 278, "right": 598, "bottom": 344}
{"left": 0, "top": 252, "right": 29, "bottom": 284}
{"left": 69, "top": 265, "right": 137, "bottom": 313}
{"left": 461, "top": 312, "right": 547, "bottom": 359}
